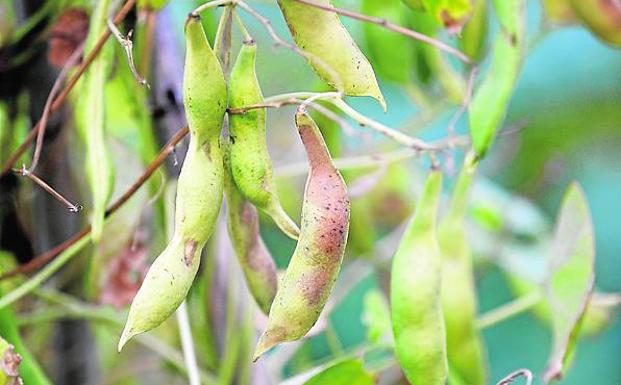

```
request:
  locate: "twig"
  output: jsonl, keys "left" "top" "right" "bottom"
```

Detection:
{"left": 446, "top": 65, "right": 478, "bottom": 139}
{"left": 331, "top": 98, "right": 438, "bottom": 151}
{"left": 235, "top": 0, "right": 345, "bottom": 92}
{"left": 176, "top": 302, "right": 201, "bottom": 385}
{"left": 29, "top": 42, "right": 85, "bottom": 173}
{"left": 476, "top": 291, "right": 543, "bottom": 330}
{"left": 13, "top": 166, "right": 82, "bottom": 212}
{"left": 227, "top": 98, "right": 300, "bottom": 114}
{"left": 292, "top": 0, "right": 471, "bottom": 64}
{"left": 192, "top": 0, "right": 235, "bottom": 14}
{"left": 0, "top": 126, "right": 190, "bottom": 280}
{"left": 496, "top": 369, "right": 533, "bottom": 385}
{"left": 260, "top": 92, "right": 438, "bottom": 151}
{"left": 0, "top": 0, "right": 137, "bottom": 177}
{"left": 107, "top": 1, "right": 149, "bottom": 88}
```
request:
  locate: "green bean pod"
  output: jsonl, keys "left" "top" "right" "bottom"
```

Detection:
{"left": 459, "top": 0, "right": 489, "bottom": 62}
{"left": 118, "top": 14, "right": 226, "bottom": 350}
{"left": 253, "top": 109, "right": 350, "bottom": 360}
{"left": 569, "top": 0, "right": 621, "bottom": 46}
{"left": 76, "top": 0, "right": 114, "bottom": 242}
{"left": 391, "top": 171, "right": 447, "bottom": 385}
{"left": 439, "top": 159, "right": 487, "bottom": 385}
{"left": 223, "top": 137, "right": 278, "bottom": 315}
{"left": 277, "top": 0, "right": 386, "bottom": 109}
{"left": 229, "top": 40, "right": 300, "bottom": 240}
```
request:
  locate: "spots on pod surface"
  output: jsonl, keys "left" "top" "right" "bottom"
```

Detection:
{"left": 184, "top": 239, "right": 198, "bottom": 267}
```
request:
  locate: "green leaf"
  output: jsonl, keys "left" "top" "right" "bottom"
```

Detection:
{"left": 409, "top": 11, "right": 466, "bottom": 103}
{"left": 362, "top": 0, "right": 414, "bottom": 84}
{"left": 362, "top": 290, "right": 393, "bottom": 345}
{"left": 542, "top": 182, "right": 595, "bottom": 383}
{"left": 303, "top": 359, "right": 375, "bottom": 385}
{"left": 468, "top": 0, "right": 525, "bottom": 158}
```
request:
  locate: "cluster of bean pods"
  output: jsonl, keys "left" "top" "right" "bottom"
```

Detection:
{"left": 116, "top": 4, "right": 491, "bottom": 385}
{"left": 119, "top": 0, "right": 367, "bottom": 351}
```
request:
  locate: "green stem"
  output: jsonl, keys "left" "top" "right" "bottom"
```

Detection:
{"left": 176, "top": 301, "right": 201, "bottom": 385}
{"left": 476, "top": 291, "right": 543, "bottom": 330}
{"left": 31, "top": 289, "right": 217, "bottom": 384}
{"left": 0, "top": 233, "right": 91, "bottom": 309}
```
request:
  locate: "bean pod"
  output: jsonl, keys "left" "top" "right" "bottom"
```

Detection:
{"left": 75, "top": 0, "right": 114, "bottom": 242}
{"left": 118, "top": 14, "right": 226, "bottom": 350}
{"left": 228, "top": 40, "right": 300, "bottom": 240}
{"left": 253, "top": 109, "right": 350, "bottom": 360}
{"left": 391, "top": 171, "right": 447, "bottom": 385}
{"left": 439, "top": 160, "right": 487, "bottom": 385}
{"left": 223, "top": 136, "right": 278, "bottom": 315}
{"left": 277, "top": 0, "right": 385, "bottom": 109}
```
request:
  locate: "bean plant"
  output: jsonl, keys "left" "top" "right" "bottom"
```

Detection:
{"left": 0, "top": 0, "right": 619, "bottom": 384}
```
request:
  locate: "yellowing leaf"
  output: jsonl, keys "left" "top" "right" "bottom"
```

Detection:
{"left": 303, "top": 359, "right": 375, "bottom": 385}
{"left": 542, "top": 182, "right": 595, "bottom": 383}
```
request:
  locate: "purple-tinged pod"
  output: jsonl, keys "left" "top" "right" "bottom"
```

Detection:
{"left": 253, "top": 109, "right": 350, "bottom": 360}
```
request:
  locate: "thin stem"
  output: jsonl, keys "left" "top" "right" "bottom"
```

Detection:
{"left": 331, "top": 98, "right": 438, "bottom": 151}
{"left": 0, "top": 233, "right": 92, "bottom": 309}
{"left": 496, "top": 369, "right": 533, "bottom": 385}
{"left": 107, "top": 11, "right": 149, "bottom": 87}
{"left": 292, "top": 0, "right": 471, "bottom": 64}
{"left": 446, "top": 65, "right": 478, "bottom": 139}
{"left": 29, "top": 42, "right": 85, "bottom": 173}
{"left": 262, "top": 92, "right": 438, "bottom": 151}
{"left": 32, "top": 289, "right": 217, "bottom": 384}
{"left": 14, "top": 166, "right": 82, "bottom": 212}
{"left": 0, "top": 0, "right": 137, "bottom": 177}
{"left": 193, "top": 0, "right": 235, "bottom": 14}
{"left": 176, "top": 302, "right": 201, "bottom": 385}
{"left": 275, "top": 148, "right": 417, "bottom": 178}
{"left": 233, "top": 12, "right": 252, "bottom": 42}
{"left": 476, "top": 291, "right": 543, "bottom": 330}
{"left": 0, "top": 127, "right": 190, "bottom": 280}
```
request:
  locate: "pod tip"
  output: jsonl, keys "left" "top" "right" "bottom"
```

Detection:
{"left": 374, "top": 93, "right": 387, "bottom": 112}
{"left": 252, "top": 332, "right": 279, "bottom": 362}
{"left": 266, "top": 203, "right": 300, "bottom": 240}
{"left": 117, "top": 325, "right": 137, "bottom": 352}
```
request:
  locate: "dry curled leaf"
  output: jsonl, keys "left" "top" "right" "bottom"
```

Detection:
{"left": 48, "top": 8, "right": 89, "bottom": 68}
{"left": 100, "top": 237, "right": 148, "bottom": 309}
{"left": 0, "top": 340, "right": 23, "bottom": 385}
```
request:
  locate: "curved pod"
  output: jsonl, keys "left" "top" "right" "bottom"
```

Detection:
{"left": 229, "top": 41, "right": 300, "bottom": 240}
{"left": 391, "top": 171, "right": 447, "bottom": 385}
{"left": 118, "top": 14, "right": 226, "bottom": 350}
{"left": 253, "top": 110, "right": 350, "bottom": 360}
{"left": 277, "top": 0, "right": 386, "bottom": 109}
